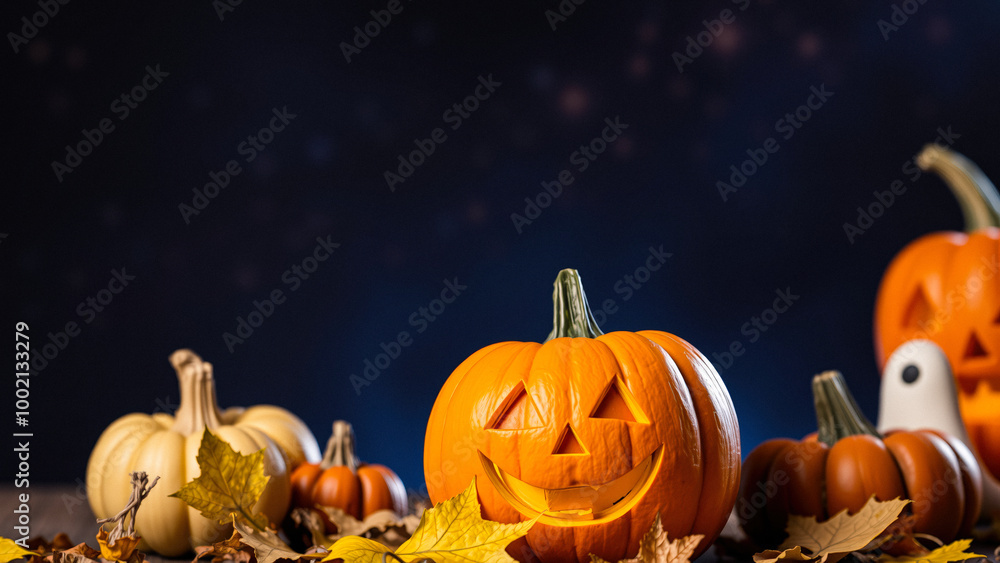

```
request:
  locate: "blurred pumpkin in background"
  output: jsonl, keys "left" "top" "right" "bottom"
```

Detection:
{"left": 874, "top": 145, "right": 1000, "bottom": 480}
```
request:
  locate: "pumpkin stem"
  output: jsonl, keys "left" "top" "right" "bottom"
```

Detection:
{"left": 813, "top": 370, "right": 882, "bottom": 447}
{"left": 319, "top": 420, "right": 360, "bottom": 472}
{"left": 918, "top": 145, "right": 1000, "bottom": 231}
{"left": 545, "top": 269, "right": 604, "bottom": 342}
{"left": 168, "top": 349, "right": 225, "bottom": 436}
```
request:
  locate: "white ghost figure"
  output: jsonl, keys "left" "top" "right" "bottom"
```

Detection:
{"left": 878, "top": 338, "right": 1000, "bottom": 522}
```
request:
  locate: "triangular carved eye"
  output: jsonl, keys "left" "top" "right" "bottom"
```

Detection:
{"left": 488, "top": 382, "right": 542, "bottom": 430}
{"left": 553, "top": 424, "right": 587, "bottom": 455}
{"left": 903, "top": 286, "right": 934, "bottom": 329}
{"left": 590, "top": 377, "right": 649, "bottom": 424}
{"left": 964, "top": 331, "right": 990, "bottom": 361}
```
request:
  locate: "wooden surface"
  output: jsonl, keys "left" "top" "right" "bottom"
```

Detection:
{"left": 1, "top": 486, "right": 187, "bottom": 563}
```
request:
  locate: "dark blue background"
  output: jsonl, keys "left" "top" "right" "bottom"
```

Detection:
{"left": 5, "top": 0, "right": 1000, "bottom": 494}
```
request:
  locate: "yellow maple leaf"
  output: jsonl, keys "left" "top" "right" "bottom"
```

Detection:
{"left": 0, "top": 538, "right": 35, "bottom": 563}
{"left": 590, "top": 514, "right": 703, "bottom": 563}
{"left": 96, "top": 528, "right": 141, "bottom": 562}
{"left": 878, "top": 539, "right": 984, "bottom": 563}
{"left": 754, "top": 497, "right": 909, "bottom": 563}
{"left": 169, "top": 428, "right": 270, "bottom": 530}
{"left": 322, "top": 477, "right": 534, "bottom": 563}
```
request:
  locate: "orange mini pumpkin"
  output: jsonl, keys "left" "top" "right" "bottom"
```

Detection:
{"left": 290, "top": 420, "right": 407, "bottom": 519}
{"left": 874, "top": 145, "right": 1000, "bottom": 479}
{"left": 423, "top": 269, "right": 741, "bottom": 563}
{"left": 739, "top": 370, "right": 981, "bottom": 549}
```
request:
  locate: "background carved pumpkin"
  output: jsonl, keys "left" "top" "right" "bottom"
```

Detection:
{"left": 739, "top": 370, "right": 981, "bottom": 549}
{"left": 874, "top": 145, "right": 1000, "bottom": 480}
{"left": 423, "top": 269, "right": 741, "bottom": 563}
{"left": 290, "top": 420, "right": 407, "bottom": 519}
{"left": 86, "top": 349, "right": 321, "bottom": 556}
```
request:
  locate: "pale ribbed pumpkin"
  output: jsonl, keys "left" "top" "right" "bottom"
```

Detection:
{"left": 86, "top": 349, "right": 321, "bottom": 556}
{"left": 424, "top": 269, "right": 741, "bottom": 563}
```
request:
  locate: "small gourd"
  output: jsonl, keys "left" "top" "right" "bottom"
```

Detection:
{"left": 290, "top": 420, "right": 407, "bottom": 519}
{"left": 878, "top": 339, "right": 1000, "bottom": 521}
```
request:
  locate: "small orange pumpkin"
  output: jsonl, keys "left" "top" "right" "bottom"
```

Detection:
{"left": 874, "top": 145, "right": 1000, "bottom": 479}
{"left": 423, "top": 269, "right": 741, "bottom": 563}
{"left": 739, "top": 370, "right": 981, "bottom": 549}
{"left": 290, "top": 420, "right": 407, "bottom": 519}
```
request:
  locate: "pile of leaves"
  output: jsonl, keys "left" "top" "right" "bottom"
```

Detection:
{"left": 723, "top": 497, "right": 988, "bottom": 563}
{"left": 3, "top": 431, "right": 992, "bottom": 563}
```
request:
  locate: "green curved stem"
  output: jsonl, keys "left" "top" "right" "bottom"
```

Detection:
{"left": 918, "top": 145, "right": 1000, "bottom": 231}
{"left": 813, "top": 370, "right": 881, "bottom": 447}
{"left": 545, "top": 269, "right": 604, "bottom": 342}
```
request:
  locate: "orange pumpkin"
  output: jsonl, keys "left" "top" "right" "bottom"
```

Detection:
{"left": 290, "top": 420, "right": 407, "bottom": 519}
{"left": 423, "top": 269, "right": 741, "bottom": 563}
{"left": 874, "top": 145, "right": 1000, "bottom": 479}
{"left": 739, "top": 370, "right": 981, "bottom": 549}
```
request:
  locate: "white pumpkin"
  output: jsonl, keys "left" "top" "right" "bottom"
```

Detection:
{"left": 878, "top": 339, "right": 1000, "bottom": 522}
{"left": 86, "top": 349, "right": 321, "bottom": 556}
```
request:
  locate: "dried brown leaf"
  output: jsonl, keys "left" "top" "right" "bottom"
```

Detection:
{"left": 192, "top": 529, "right": 251, "bottom": 563}
{"left": 589, "top": 514, "right": 703, "bottom": 563}
{"left": 233, "top": 517, "right": 323, "bottom": 563}
{"left": 756, "top": 497, "right": 909, "bottom": 563}
{"left": 289, "top": 508, "right": 328, "bottom": 550}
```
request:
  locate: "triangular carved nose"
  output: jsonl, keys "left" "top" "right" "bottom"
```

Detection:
{"left": 553, "top": 424, "right": 587, "bottom": 455}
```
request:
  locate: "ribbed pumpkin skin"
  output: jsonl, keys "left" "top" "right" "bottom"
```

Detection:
{"left": 290, "top": 462, "right": 407, "bottom": 519}
{"left": 85, "top": 350, "right": 318, "bottom": 557}
{"left": 86, "top": 410, "right": 292, "bottom": 556}
{"left": 874, "top": 228, "right": 1000, "bottom": 479}
{"left": 424, "top": 331, "right": 741, "bottom": 563}
{"left": 739, "top": 430, "right": 981, "bottom": 549}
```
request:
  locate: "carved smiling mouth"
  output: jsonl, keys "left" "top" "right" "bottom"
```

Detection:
{"left": 478, "top": 445, "right": 664, "bottom": 526}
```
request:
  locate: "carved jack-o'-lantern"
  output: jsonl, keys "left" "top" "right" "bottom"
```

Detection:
{"left": 875, "top": 145, "right": 1000, "bottom": 479}
{"left": 424, "top": 269, "right": 741, "bottom": 563}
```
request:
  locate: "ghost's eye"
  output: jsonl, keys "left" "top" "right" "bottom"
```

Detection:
{"left": 902, "top": 364, "right": 920, "bottom": 384}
